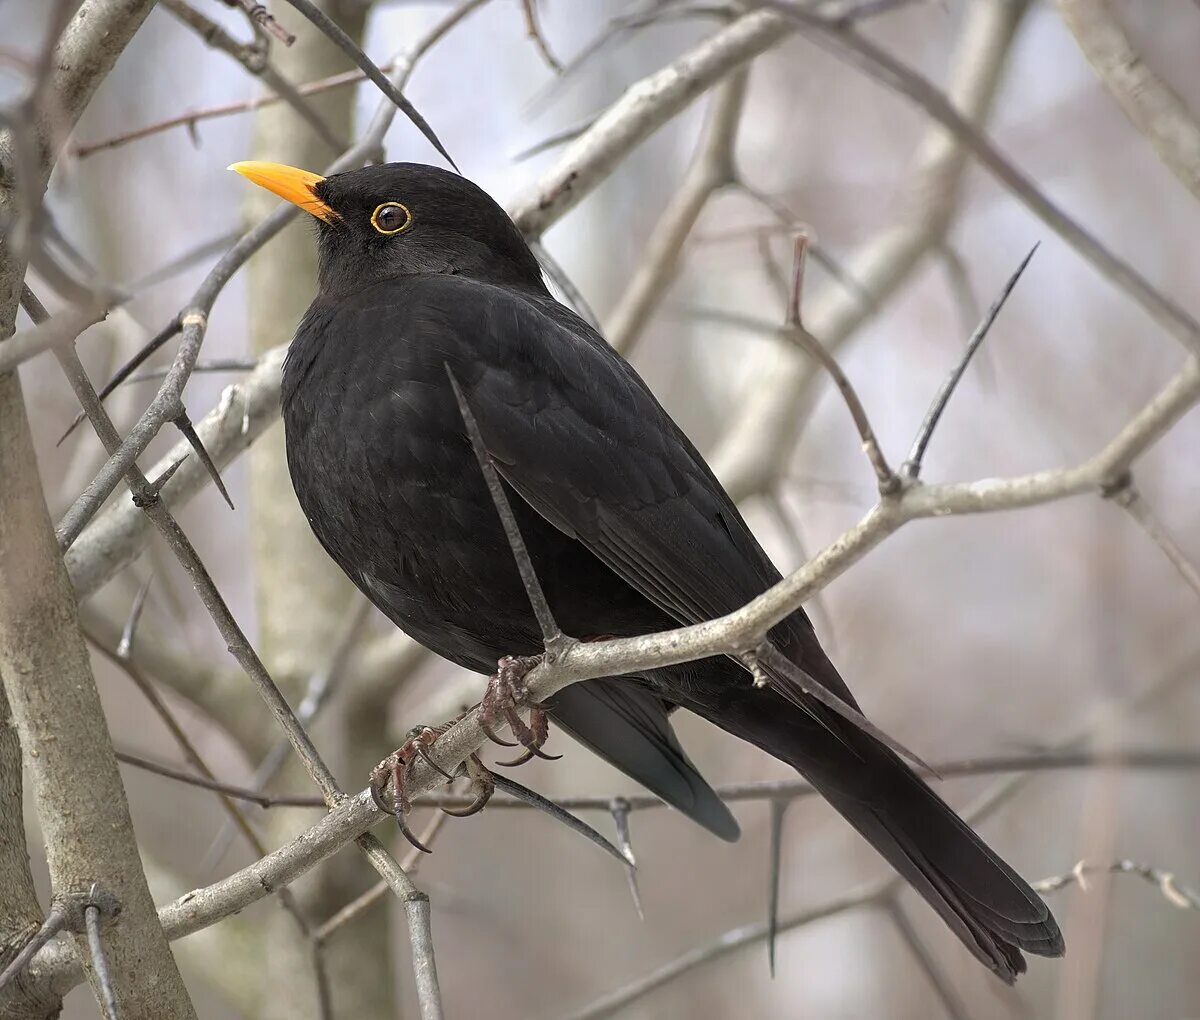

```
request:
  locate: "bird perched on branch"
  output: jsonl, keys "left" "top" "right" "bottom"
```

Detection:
{"left": 232, "top": 159, "right": 1064, "bottom": 983}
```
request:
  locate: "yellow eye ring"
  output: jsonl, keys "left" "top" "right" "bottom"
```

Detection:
{"left": 370, "top": 201, "right": 413, "bottom": 235}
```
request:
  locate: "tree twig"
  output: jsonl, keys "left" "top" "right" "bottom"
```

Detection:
{"left": 1104, "top": 479, "right": 1200, "bottom": 600}
{"left": 1056, "top": 0, "right": 1200, "bottom": 203}
{"left": 785, "top": 234, "right": 897, "bottom": 494}
{"left": 1033, "top": 859, "right": 1200, "bottom": 909}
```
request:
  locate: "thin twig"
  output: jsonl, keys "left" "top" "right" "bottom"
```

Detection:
{"left": 56, "top": 0, "right": 486, "bottom": 548}
{"left": 1105, "top": 480, "right": 1200, "bottom": 599}
{"left": 0, "top": 906, "right": 68, "bottom": 994}
{"left": 757, "top": 0, "right": 1200, "bottom": 358}
{"left": 222, "top": 0, "right": 296, "bottom": 44}
{"left": 520, "top": 0, "right": 562, "bottom": 72}
{"left": 901, "top": 243, "right": 1037, "bottom": 478}
{"left": 314, "top": 813, "right": 447, "bottom": 943}
{"left": 201, "top": 599, "right": 372, "bottom": 872}
{"left": 161, "top": 0, "right": 343, "bottom": 150}
{"left": 115, "top": 743, "right": 1200, "bottom": 811}
{"left": 277, "top": 0, "right": 456, "bottom": 167}
{"left": 1034, "top": 859, "right": 1200, "bottom": 910}
{"left": 785, "top": 234, "right": 897, "bottom": 493}
{"left": 115, "top": 749, "right": 324, "bottom": 807}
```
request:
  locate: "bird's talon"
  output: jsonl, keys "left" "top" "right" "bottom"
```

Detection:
{"left": 440, "top": 754, "right": 495, "bottom": 817}
{"left": 369, "top": 725, "right": 455, "bottom": 853}
{"left": 478, "top": 655, "right": 556, "bottom": 765}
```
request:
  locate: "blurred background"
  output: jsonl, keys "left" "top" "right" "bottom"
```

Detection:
{"left": 5, "top": 1, "right": 1200, "bottom": 1017}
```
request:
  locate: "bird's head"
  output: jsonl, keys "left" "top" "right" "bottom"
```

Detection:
{"left": 230, "top": 161, "right": 545, "bottom": 298}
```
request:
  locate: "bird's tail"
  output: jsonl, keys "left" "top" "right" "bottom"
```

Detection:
{"left": 807, "top": 742, "right": 1064, "bottom": 982}
{"left": 682, "top": 659, "right": 1064, "bottom": 982}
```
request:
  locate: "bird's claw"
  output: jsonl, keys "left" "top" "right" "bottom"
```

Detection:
{"left": 370, "top": 724, "right": 498, "bottom": 852}
{"left": 480, "top": 654, "right": 561, "bottom": 766}
{"left": 439, "top": 753, "right": 495, "bottom": 817}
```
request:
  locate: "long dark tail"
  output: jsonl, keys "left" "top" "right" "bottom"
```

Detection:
{"left": 676, "top": 657, "right": 1065, "bottom": 983}
{"left": 809, "top": 742, "right": 1064, "bottom": 982}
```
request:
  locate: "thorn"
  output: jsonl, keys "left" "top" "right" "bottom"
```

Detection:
{"left": 132, "top": 456, "right": 187, "bottom": 509}
{"left": 901, "top": 243, "right": 1038, "bottom": 479}
{"left": 767, "top": 798, "right": 790, "bottom": 977}
{"left": 173, "top": 410, "right": 233, "bottom": 508}
{"left": 489, "top": 773, "right": 630, "bottom": 869}
{"left": 610, "top": 797, "right": 643, "bottom": 920}
{"left": 84, "top": 890, "right": 120, "bottom": 1020}
{"left": 117, "top": 574, "right": 153, "bottom": 660}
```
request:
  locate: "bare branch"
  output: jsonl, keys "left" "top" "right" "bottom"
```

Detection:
{"left": 0, "top": 299, "right": 107, "bottom": 374}
{"left": 714, "top": 0, "right": 1027, "bottom": 501}
{"left": 520, "top": 0, "right": 562, "bottom": 72}
{"left": 561, "top": 885, "right": 887, "bottom": 1020}
{"left": 606, "top": 70, "right": 747, "bottom": 355}
{"left": 277, "top": 0, "right": 456, "bottom": 167}
{"left": 758, "top": 0, "right": 1200, "bottom": 358}
{"left": 1105, "top": 480, "right": 1200, "bottom": 600}
{"left": 1057, "top": 0, "right": 1200, "bottom": 203}
{"left": 161, "top": 0, "right": 343, "bottom": 151}
{"left": 223, "top": 0, "right": 296, "bottom": 44}
{"left": 3, "top": 268, "right": 196, "bottom": 1016}
{"left": 784, "top": 234, "right": 896, "bottom": 493}
{"left": 56, "top": 0, "right": 488, "bottom": 553}
{"left": 1034, "top": 860, "right": 1200, "bottom": 910}
{"left": 0, "top": 906, "right": 69, "bottom": 997}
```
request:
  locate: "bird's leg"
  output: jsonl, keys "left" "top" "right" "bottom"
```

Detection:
{"left": 369, "top": 723, "right": 496, "bottom": 852}
{"left": 480, "top": 654, "right": 562, "bottom": 767}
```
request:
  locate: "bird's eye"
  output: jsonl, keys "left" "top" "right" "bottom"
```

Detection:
{"left": 370, "top": 202, "right": 412, "bottom": 236}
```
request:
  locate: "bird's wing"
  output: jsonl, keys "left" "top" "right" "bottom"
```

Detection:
{"left": 549, "top": 679, "right": 739, "bottom": 841}
{"left": 427, "top": 277, "right": 856, "bottom": 709}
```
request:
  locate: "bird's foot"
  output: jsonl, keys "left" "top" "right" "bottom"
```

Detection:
{"left": 480, "top": 654, "right": 562, "bottom": 767}
{"left": 369, "top": 723, "right": 495, "bottom": 853}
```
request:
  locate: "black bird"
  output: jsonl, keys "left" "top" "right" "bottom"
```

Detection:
{"left": 232, "top": 159, "right": 1064, "bottom": 982}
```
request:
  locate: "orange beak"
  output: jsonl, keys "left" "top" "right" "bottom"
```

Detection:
{"left": 228, "top": 161, "right": 337, "bottom": 223}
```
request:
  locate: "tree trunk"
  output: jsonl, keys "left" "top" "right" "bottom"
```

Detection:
{"left": 243, "top": 3, "right": 398, "bottom": 1016}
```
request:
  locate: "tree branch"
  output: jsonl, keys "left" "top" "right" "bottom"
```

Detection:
{"left": 1056, "top": 0, "right": 1200, "bottom": 203}
{"left": 606, "top": 69, "right": 747, "bottom": 355}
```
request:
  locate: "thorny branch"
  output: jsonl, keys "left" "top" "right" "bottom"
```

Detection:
{"left": 24, "top": 326, "right": 1200, "bottom": 1000}
{"left": 110, "top": 746, "right": 1200, "bottom": 814}
{"left": 7, "top": 0, "right": 1200, "bottom": 1014}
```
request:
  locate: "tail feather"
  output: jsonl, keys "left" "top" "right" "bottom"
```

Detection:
{"left": 674, "top": 655, "right": 1065, "bottom": 981}
{"left": 816, "top": 776, "right": 1062, "bottom": 983}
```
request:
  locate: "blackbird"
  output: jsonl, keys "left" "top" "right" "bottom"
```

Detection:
{"left": 232, "top": 159, "right": 1064, "bottom": 982}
